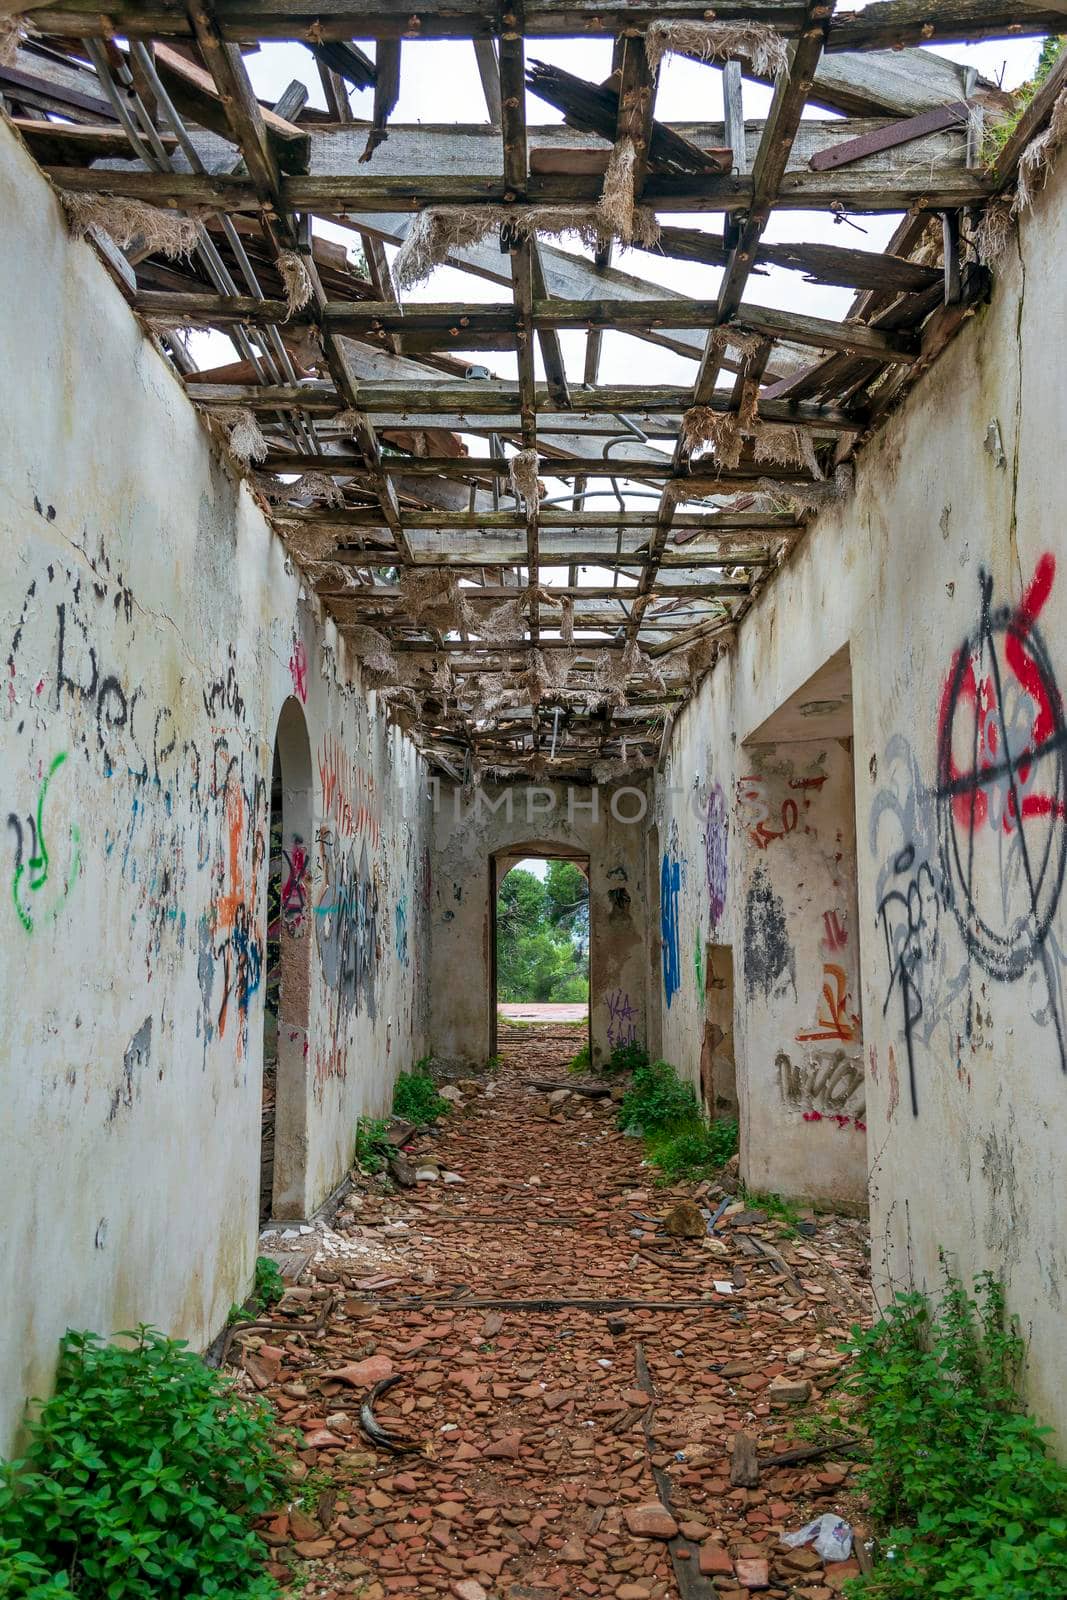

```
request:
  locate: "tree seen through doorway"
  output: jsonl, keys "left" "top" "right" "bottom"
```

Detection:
{"left": 496, "top": 860, "right": 589, "bottom": 1003}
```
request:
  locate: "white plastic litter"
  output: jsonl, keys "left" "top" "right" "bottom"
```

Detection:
{"left": 782, "top": 1514, "right": 854, "bottom": 1562}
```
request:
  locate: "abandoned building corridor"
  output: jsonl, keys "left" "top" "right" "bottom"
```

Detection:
{"left": 250, "top": 1025, "right": 868, "bottom": 1598}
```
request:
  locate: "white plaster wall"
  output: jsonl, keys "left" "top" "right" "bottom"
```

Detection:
{"left": 429, "top": 780, "right": 652, "bottom": 1065}
{"left": 659, "top": 153, "right": 1067, "bottom": 1438}
{"left": 0, "top": 124, "right": 430, "bottom": 1452}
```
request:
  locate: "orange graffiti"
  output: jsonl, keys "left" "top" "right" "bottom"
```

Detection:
{"left": 796, "top": 962, "right": 860, "bottom": 1043}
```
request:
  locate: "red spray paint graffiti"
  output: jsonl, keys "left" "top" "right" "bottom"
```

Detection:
{"left": 289, "top": 637, "right": 308, "bottom": 704}
{"left": 936, "top": 552, "right": 1067, "bottom": 1072}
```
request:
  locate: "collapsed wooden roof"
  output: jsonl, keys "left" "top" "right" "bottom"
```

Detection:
{"left": 3, "top": 1, "right": 1064, "bottom": 780}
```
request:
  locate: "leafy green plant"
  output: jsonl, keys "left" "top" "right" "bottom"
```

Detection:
{"left": 253, "top": 1257, "right": 285, "bottom": 1311}
{"left": 484, "top": 1054, "right": 502, "bottom": 1073}
{"left": 647, "top": 1117, "right": 738, "bottom": 1182}
{"left": 392, "top": 1069, "right": 450, "bottom": 1126}
{"left": 226, "top": 1302, "right": 253, "bottom": 1327}
{"left": 617, "top": 1059, "right": 700, "bottom": 1135}
{"left": 842, "top": 1268, "right": 1067, "bottom": 1599}
{"left": 354, "top": 1116, "right": 391, "bottom": 1174}
{"left": 606, "top": 1039, "right": 650, "bottom": 1074}
{"left": 0, "top": 1326, "right": 288, "bottom": 1599}
{"left": 567, "top": 1042, "right": 592, "bottom": 1074}
{"left": 982, "top": 35, "right": 1065, "bottom": 162}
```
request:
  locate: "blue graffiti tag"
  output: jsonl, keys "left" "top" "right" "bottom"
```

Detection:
{"left": 661, "top": 851, "right": 681, "bottom": 1006}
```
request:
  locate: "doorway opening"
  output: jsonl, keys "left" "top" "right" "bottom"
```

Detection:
{"left": 491, "top": 849, "right": 590, "bottom": 1065}
{"left": 701, "top": 943, "right": 738, "bottom": 1118}
{"left": 260, "top": 697, "right": 313, "bottom": 1224}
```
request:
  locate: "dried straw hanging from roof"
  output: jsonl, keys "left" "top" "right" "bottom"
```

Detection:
{"left": 59, "top": 192, "right": 198, "bottom": 258}
{"left": 223, "top": 409, "right": 269, "bottom": 465}
{"left": 508, "top": 449, "right": 541, "bottom": 514}
{"left": 645, "top": 20, "right": 789, "bottom": 79}
{"left": 1015, "top": 83, "right": 1067, "bottom": 213}
{"left": 276, "top": 250, "right": 314, "bottom": 316}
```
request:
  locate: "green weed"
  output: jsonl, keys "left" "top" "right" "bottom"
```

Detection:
{"left": 0, "top": 1326, "right": 288, "bottom": 1598}
{"left": 354, "top": 1116, "right": 391, "bottom": 1174}
{"left": 742, "top": 1187, "right": 803, "bottom": 1235}
{"left": 392, "top": 1070, "right": 450, "bottom": 1126}
{"left": 842, "top": 1268, "right": 1067, "bottom": 1599}
{"left": 606, "top": 1039, "right": 650, "bottom": 1074}
{"left": 567, "top": 1042, "right": 592, "bottom": 1074}
{"left": 253, "top": 1257, "right": 285, "bottom": 1311}
{"left": 647, "top": 1117, "right": 738, "bottom": 1182}
{"left": 982, "top": 36, "right": 1065, "bottom": 163}
{"left": 617, "top": 1060, "right": 700, "bottom": 1135}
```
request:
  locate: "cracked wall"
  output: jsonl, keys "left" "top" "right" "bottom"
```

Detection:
{"left": 0, "top": 124, "right": 431, "bottom": 1451}
{"left": 658, "top": 152, "right": 1067, "bottom": 1441}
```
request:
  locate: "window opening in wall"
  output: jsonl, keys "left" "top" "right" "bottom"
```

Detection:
{"left": 492, "top": 854, "right": 590, "bottom": 1063}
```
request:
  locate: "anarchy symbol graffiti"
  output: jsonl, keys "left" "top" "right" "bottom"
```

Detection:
{"left": 936, "top": 555, "right": 1067, "bottom": 1067}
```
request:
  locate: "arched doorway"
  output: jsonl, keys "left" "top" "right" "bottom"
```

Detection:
{"left": 261, "top": 697, "right": 313, "bottom": 1223}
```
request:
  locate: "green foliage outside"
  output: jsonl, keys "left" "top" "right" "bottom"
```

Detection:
{"left": 392, "top": 1069, "right": 450, "bottom": 1126}
{"left": 983, "top": 35, "right": 1065, "bottom": 162}
{"left": 618, "top": 1059, "right": 737, "bottom": 1183}
{"left": 0, "top": 1326, "right": 288, "bottom": 1600}
{"left": 354, "top": 1115, "right": 390, "bottom": 1173}
{"left": 843, "top": 1270, "right": 1067, "bottom": 1600}
{"left": 496, "top": 863, "right": 589, "bottom": 1002}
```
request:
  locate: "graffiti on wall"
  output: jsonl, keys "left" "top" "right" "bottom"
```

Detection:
{"left": 289, "top": 637, "right": 308, "bottom": 704}
{"left": 777, "top": 1047, "right": 866, "bottom": 1129}
{"left": 704, "top": 781, "right": 728, "bottom": 925}
{"left": 871, "top": 553, "right": 1067, "bottom": 1115}
{"left": 607, "top": 988, "right": 639, "bottom": 1049}
{"left": 281, "top": 836, "right": 310, "bottom": 933}
{"left": 6, "top": 545, "right": 268, "bottom": 1070}
{"left": 796, "top": 961, "right": 861, "bottom": 1043}
{"left": 318, "top": 733, "right": 380, "bottom": 846}
{"left": 937, "top": 553, "right": 1067, "bottom": 1067}
{"left": 743, "top": 864, "right": 796, "bottom": 1001}
{"left": 737, "top": 770, "right": 826, "bottom": 851}
{"left": 8, "top": 750, "right": 81, "bottom": 933}
{"left": 660, "top": 849, "right": 682, "bottom": 1007}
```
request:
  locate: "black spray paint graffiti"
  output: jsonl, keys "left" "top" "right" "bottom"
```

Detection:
{"left": 936, "top": 554, "right": 1067, "bottom": 1071}
{"left": 743, "top": 865, "right": 796, "bottom": 1002}
{"left": 777, "top": 1048, "right": 866, "bottom": 1127}
{"left": 315, "top": 829, "right": 380, "bottom": 1085}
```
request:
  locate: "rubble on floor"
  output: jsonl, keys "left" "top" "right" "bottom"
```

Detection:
{"left": 234, "top": 1028, "right": 871, "bottom": 1598}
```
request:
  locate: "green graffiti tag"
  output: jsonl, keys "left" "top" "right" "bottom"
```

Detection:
{"left": 694, "top": 928, "right": 705, "bottom": 1001}
{"left": 10, "top": 752, "right": 81, "bottom": 933}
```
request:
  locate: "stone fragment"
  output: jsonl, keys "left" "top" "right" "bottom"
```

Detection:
{"left": 451, "top": 1583, "right": 488, "bottom": 1600}
{"left": 623, "top": 1502, "right": 678, "bottom": 1540}
{"left": 769, "top": 1377, "right": 812, "bottom": 1405}
{"left": 663, "top": 1198, "right": 706, "bottom": 1238}
{"left": 735, "top": 1556, "right": 770, "bottom": 1589}
{"left": 699, "top": 1542, "right": 734, "bottom": 1576}
{"left": 322, "top": 1355, "right": 393, "bottom": 1387}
